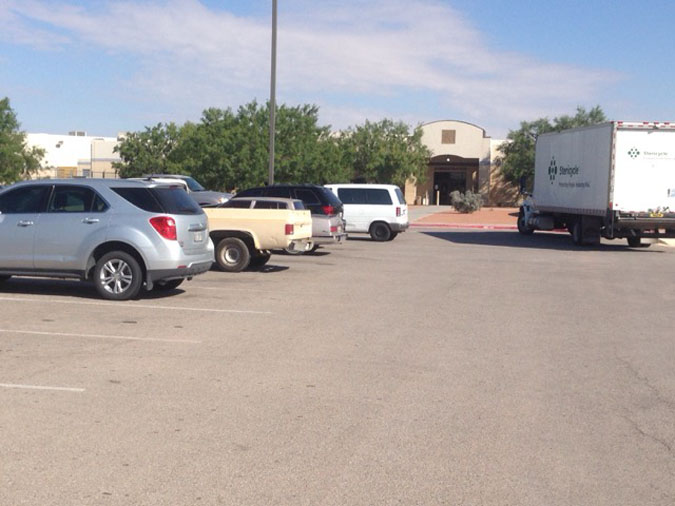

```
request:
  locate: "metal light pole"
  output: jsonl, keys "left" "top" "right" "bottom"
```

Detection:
{"left": 268, "top": 0, "right": 277, "bottom": 185}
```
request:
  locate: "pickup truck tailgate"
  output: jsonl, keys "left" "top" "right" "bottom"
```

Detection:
{"left": 286, "top": 210, "right": 312, "bottom": 240}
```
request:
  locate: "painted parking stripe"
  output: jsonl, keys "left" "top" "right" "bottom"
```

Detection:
{"left": 0, "top": 329, "right": 201, "bottom": 344}
{"left": 0, "top": 296, "right": 272, "bottom": 314}
{"left": 0, "top": 383, "right": 85, "bottom": 393}
{"left": 191, "top": 286, "right": 317, "bottom": 294}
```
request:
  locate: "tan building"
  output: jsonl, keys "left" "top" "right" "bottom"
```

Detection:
{"left": 407, "top": 120, "right": 518, "bottom": 207}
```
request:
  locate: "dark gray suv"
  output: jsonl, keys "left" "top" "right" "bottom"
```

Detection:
{"left": 0, "top": 179, "right": 214, "bottom": 300}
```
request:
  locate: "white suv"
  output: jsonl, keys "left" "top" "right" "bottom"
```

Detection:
{"left": 325, "top": 184, "right": 408, "bottom": 241}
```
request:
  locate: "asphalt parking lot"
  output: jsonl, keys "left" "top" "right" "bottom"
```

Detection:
{"left": 2, "top": 229, "right": 674, "bottom": 505}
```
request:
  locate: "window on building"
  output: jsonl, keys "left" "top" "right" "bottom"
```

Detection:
{"left": 441, "top": 130, "right": 456, "bottom": 144}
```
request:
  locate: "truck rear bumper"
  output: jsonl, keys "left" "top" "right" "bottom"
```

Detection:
{"left": 615, "top": 216, "right": 675, "bottom": 232}
{"left": 286, "top": 239, "right": 313, "bottom": 252}
{"left": 311, "top": 233, "right": 347, "bottom": 246}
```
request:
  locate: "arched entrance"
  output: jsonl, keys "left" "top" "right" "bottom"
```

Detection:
{"left": 429, "top": 155, "right": 479, "bottom": 205}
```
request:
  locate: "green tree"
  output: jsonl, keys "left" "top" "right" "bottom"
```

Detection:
{"left": 338, "top": 119, "right": 430, "bottom": 187}
{"left": 166, "top": 101, "right": 350, "bottom": 191}
{"left": 113, "top": 122, "right": 182, "bottom": 177}
{"left": 113, "top": 102, "right": 429, "bottom": 192}
{"left": 498, "top": 106, "right": 606, "bottom": 188}
{"left": 0, "top": 97, "right": 44, "bottom": 183}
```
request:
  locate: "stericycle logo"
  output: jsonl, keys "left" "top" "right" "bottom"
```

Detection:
{"left": 628, "top": 147, "right": 640, "bottom": 159}
{"left": 548, "top": 157, "right": 557, "bottom": 184}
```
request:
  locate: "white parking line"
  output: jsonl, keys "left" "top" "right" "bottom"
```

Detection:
{"left": 193, "top": 286, "right": 319, "bottom": 295}
{"left": 0, "top": 329, "right": 202, "bottom": 344}
{"left": 0, "top": 383, "right": 85, "bottom": 393}
{"left": 0, "top": 296, "right": 272, "bottom": 314}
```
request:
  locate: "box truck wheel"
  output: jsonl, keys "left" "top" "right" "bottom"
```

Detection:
{"left": 517, "top": 208, "right": 534, "bottom": 235}
{"left": 627, "top": 236, "right": 642, "bottom": 247}
{"left": 571, "top": 221, "right": 584, "bottom": 245}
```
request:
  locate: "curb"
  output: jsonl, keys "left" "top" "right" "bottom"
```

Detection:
{"left": 411, "top": 223, "right": 518, "bottom": 230}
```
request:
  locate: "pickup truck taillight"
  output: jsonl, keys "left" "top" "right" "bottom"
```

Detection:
{"left": 330, "top": 225, "right": 338, "bottom": 233}
{"left": 285, "top": 224, "right": 294, "bottom": 235}
{"left": 150, "top": 216, "right": 177, "bottom": 240}
{"left": 396, "top": 207, "right": 401, "bottom": 217}
{"left": 322, "top": 205, "right": 334, "bottom": 215}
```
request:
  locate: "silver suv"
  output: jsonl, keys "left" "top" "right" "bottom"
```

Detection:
{"left": 0, "top": 179, "right": 214, "bottom": 300}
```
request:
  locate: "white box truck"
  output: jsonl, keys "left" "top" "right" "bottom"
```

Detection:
{"left": 518, "top": 121, "right": 675, "bottom": 246}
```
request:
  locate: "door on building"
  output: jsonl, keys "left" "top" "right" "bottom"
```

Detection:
{"left": 433, "top": 171, "right": 466, "bottom": 205}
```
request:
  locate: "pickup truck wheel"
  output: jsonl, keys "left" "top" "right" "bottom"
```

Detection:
{"left": 215, "top": 237, "right": 250, "bottom": 272}
{"left": 249, "top": 252, "right": 271, "bottom": 268}
{"left": 370, "top": 222, "right": 391, "bottom": 241}
{"left": 153, "top": 279, "right": 184, "bottom": 291}
{"left": 94, "top": 251, "right": 143, "bottom": 300}
{"left": 517, "top": 208, "right": 534, "bottom": 235}
{"left": 386, "top": 232, "right": 399, "bottom": 241}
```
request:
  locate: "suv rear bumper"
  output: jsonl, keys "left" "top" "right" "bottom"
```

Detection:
{"left": 147, "top": 259, "right": 213, "bottom": 286}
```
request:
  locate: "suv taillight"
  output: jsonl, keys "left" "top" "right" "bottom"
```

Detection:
{"left": 322, "top": 205, "right": 334, "bottom": 215}
{"left": 396, "top": 206, "right": 401, "bottom": 217}
{"left": 150, "top": 216, "right": 177, "bottom": 240}
{"left": 285, "top": 224, "right": 294, "bottom": 235}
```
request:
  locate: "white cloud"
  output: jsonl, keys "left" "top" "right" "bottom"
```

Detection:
{"left": 0, "top": 0, "right": 620, "bottom": 136}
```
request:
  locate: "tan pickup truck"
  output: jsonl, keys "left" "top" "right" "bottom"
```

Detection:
{"left": 204, "top": 197, "right": 313, "bottom": 272}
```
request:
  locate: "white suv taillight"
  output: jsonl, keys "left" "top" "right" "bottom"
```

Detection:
{"left": 396, "top": 207, "right": 401, "bottom": 217}
{"left": 285, "top": 224, "right": 294, "bottom": 235}
{"left": 150, "top": 216, "right": 177, "bottom": 240}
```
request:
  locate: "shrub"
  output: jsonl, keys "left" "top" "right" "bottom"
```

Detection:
{"left": 450, "top": 190, "right": 483, "bottom": 213}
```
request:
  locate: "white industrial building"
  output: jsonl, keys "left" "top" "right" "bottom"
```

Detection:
{"left": 25, "top": 131, "right": 123, "bottom": 179}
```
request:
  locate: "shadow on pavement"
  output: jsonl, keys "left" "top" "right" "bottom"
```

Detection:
{"left": 251, "top": 264, "right": 290, "bottom": 273}
{"left": 346, "top": 236, "right": 375, "bottom": 242}
{"left": 274, "top": 250, "right": 331, "bottom": 257}
{"left": 422, "top": 230, "right": 661, "bottom": 253}
{"left": 0, "top": 277, "right": 185, "bottom": 300}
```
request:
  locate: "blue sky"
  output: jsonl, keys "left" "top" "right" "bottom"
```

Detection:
{"left": 1, "top": 0, "right": 673, "bottom": 139}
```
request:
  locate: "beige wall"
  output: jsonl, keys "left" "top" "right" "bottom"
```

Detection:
{"left": 411, "top": 120, "right": 517, "bottom": 206}
{"left": 487, "top": 139, "right": 519, "bottom": 206}
{"left": 421, "top": 120, "right": 491, "bottom": 160}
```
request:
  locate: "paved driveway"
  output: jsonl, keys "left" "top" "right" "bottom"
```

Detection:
{"left": 1, "top": 229, "right": 674, "bottom": 505}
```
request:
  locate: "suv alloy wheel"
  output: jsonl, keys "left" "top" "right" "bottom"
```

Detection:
{"left": 94, "top": 251, "right": 143, "bottom": 300}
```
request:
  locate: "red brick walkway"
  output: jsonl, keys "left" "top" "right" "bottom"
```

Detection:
{"left": 411, "top": 206, "right": 519, "bottom": 230}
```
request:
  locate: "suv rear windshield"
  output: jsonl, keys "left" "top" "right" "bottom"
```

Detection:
{"left": 314, "top": 187, "right": 343, "bottom": 207}
{"left": 112, "top": 187, "right": 203, "bottom": 215}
